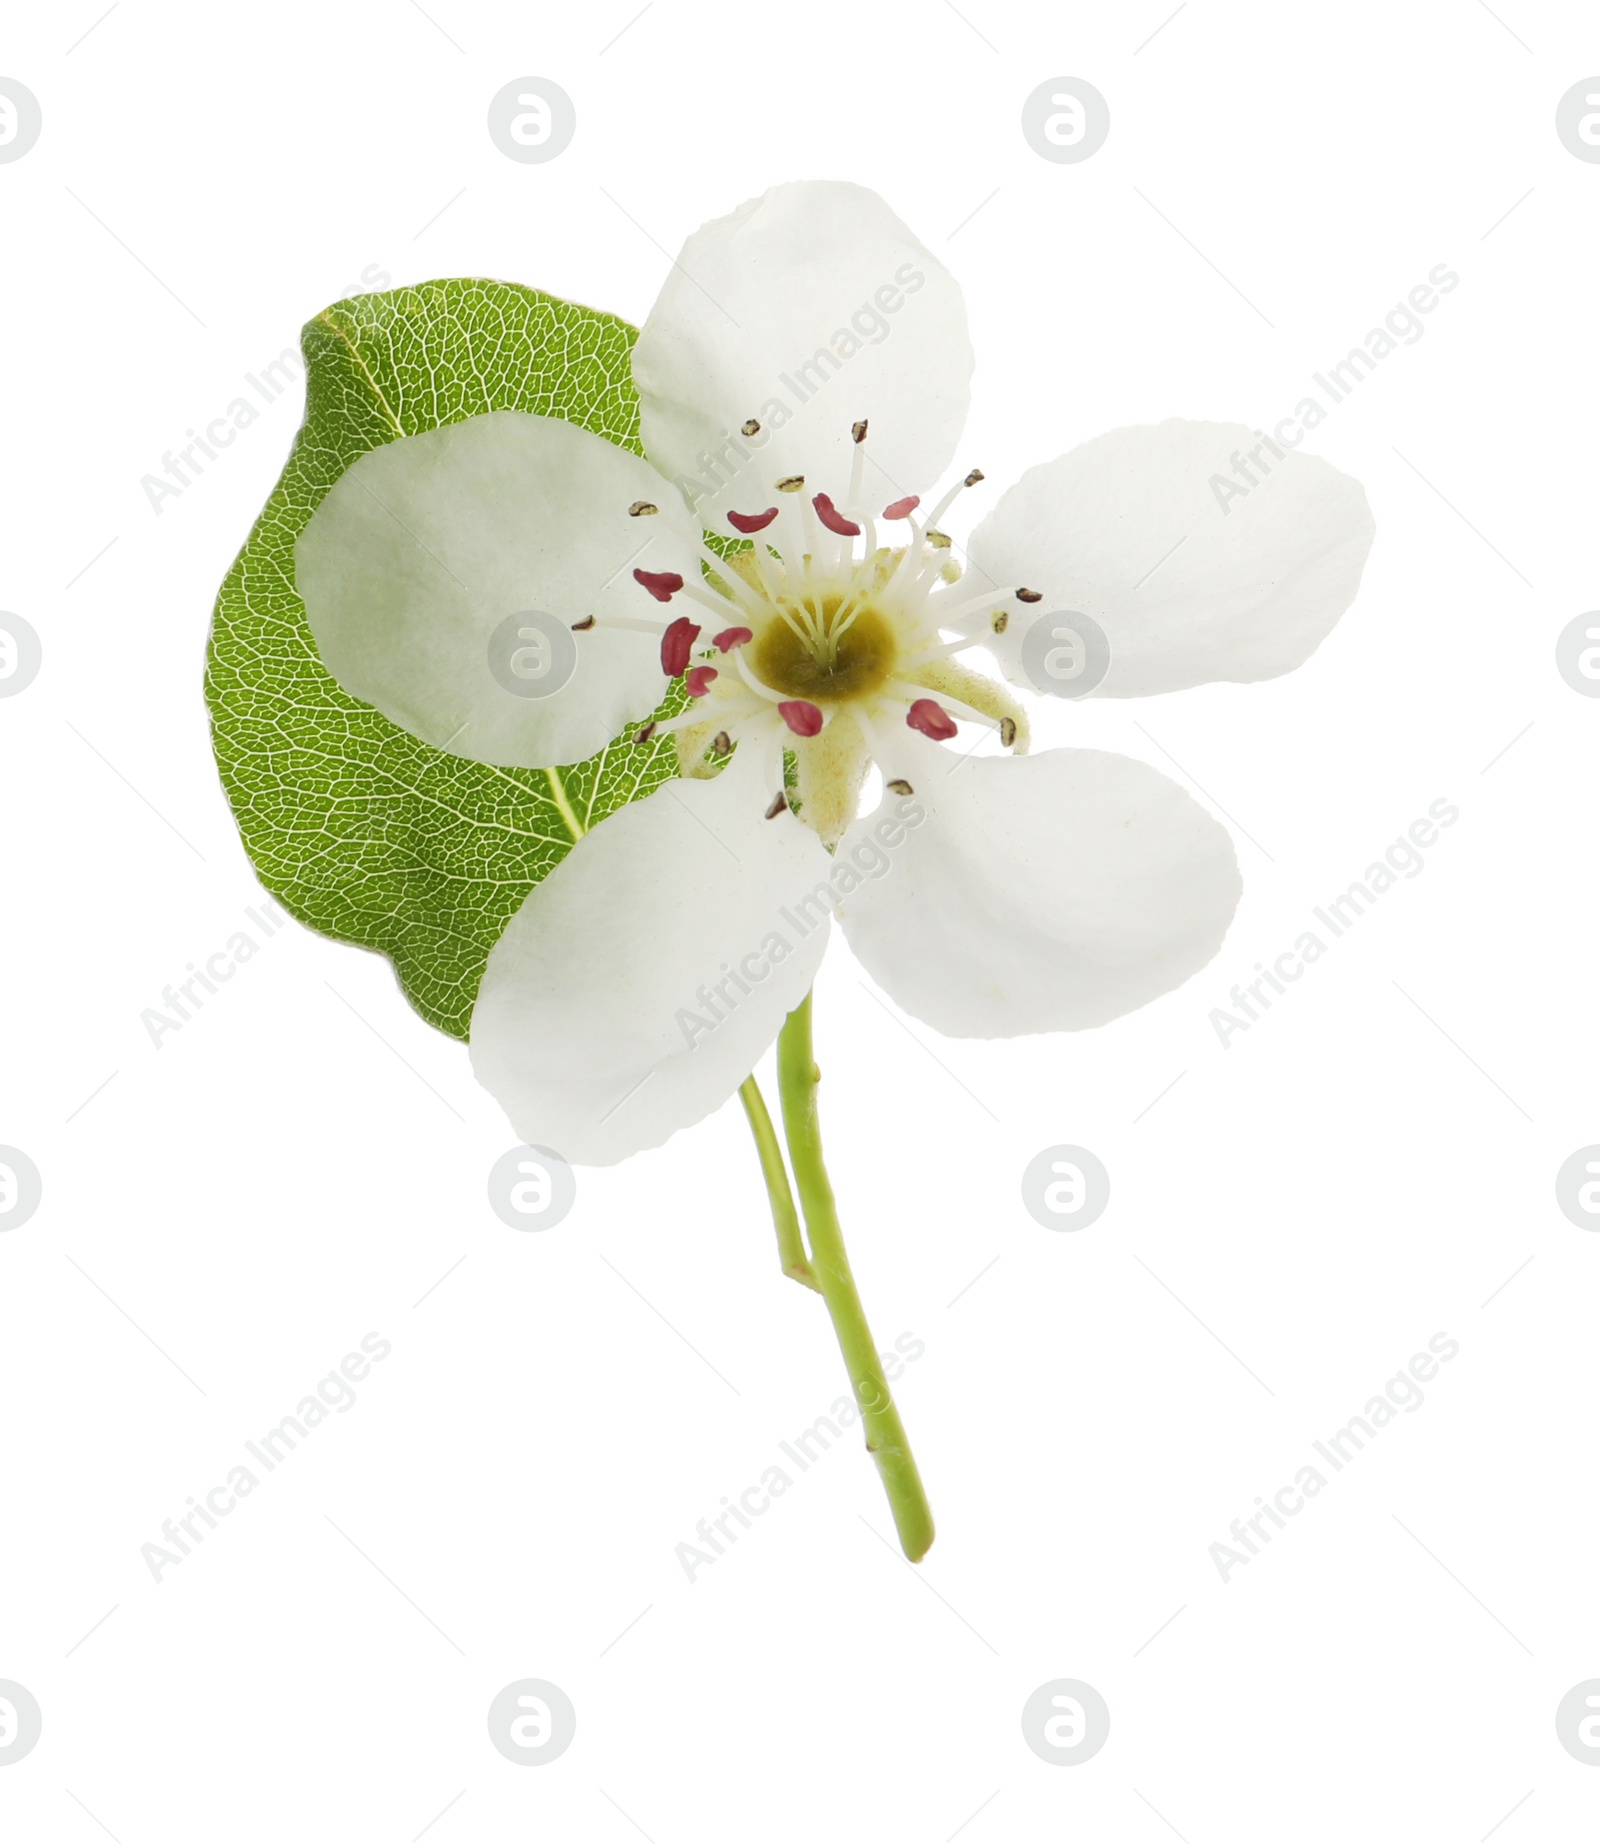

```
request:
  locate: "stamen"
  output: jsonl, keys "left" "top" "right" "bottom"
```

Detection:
{"left": 741, "top": 419, "right": 761, "bottom": 437}
{"left": 570, "top": 615, "right": 596, "bottom": 631}
{"left": 633, "top": 721, "right": 657, "bottom": 744}
{"left": 713, "top": 626, "right": 753, "bottom": 652}
{"left": 711, "top": 730, "right": 732, "bottom": 756}
{"left": 963, "top": 468, "right": 985, "bottom": 488}
{"left": 775, "top": 475, "right": 805, "bottom": 492}
{"left": 882, "top": 496, "right": 920, "bottom": 520}
{"left": 906, "top": 697, "right": 958, "bottom": 740}
{"left": 778, "top": 700, "right": 824, "bottom": 737}
{"left": 685, "top": 665, "right": 718, "bottom": 698}
{"left": 728, "top": 507, "right": 779, "bottom": 534}
{"left": 852, "top": 419, "right": 869, "bottom": 444}
{"left": 765, "top": 790, "right": 789, "bottom": 819}
{"left": 1017, "top": 587, "right": 1042, "bottom": 602}
{"left": 733, "top": 649, "right": 789, "bottom": 704}
{"left": 813, "top": 493, "right": 861, "bottom": 538}
{"left": 886, "top": 778, "right": 914, "bottom": 795}
{"left": 992, "top": 610, "right": 1009, "bottom": 635}
{"left": 660, "top": 616, "right": 700, "bottom": 676}
{"left": 628, "top": 501, "right": 658, "bottom": 517}
{"left": 999, "top": 716, "right": 1017, "bottom": 748}
{"left": 634, "top": 568, "right": 684, "bottom": 603}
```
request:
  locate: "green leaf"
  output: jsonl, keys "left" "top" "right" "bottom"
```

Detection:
{"left": 206, "top": 279, "right": 684, "bottom": 1041}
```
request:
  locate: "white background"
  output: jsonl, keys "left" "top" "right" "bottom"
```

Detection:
{"left": 2, "top": 1, "right": 1597, "bottom": 1837}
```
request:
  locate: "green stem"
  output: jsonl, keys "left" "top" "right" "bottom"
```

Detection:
{"left": 776, "top": 991, "right": 935, "bottom": 1562}
{"left": 738, "top": 1076, "right": 819, "bottom": 1291}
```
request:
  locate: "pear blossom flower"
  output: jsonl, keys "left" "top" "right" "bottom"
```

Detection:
{"left": 296, "top": 181, "right": 1374, "bottom": 1167}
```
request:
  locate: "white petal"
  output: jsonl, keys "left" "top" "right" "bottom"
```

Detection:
{"left": 470, "top": 750, "right": 834, "bottom": 1165}
{"left": 967, "top": 420, "right": 1375, "bottom": 697}
{"left": 296, "top": 411, "right": 701, "bottom": 768}
{"left": 836, "top": 734, "right": 1240, "bottom": 1036}
{"left": 633, "top": 181, "right": 972, "bottom": 529}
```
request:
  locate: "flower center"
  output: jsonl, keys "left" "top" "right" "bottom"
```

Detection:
{"left": 612, "top": 418, "right": 1042, "bottom": 837}
{"left": 751, "top": 596, "right": 898, "bottom": 703}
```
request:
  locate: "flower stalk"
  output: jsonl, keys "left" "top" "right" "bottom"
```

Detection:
{"left": 773, "top": 990, "right": 935, "bottom": 1562}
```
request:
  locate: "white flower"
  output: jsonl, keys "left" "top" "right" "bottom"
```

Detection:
{"left": 296, "top": 181, "right": 1374, "bottom": 1166}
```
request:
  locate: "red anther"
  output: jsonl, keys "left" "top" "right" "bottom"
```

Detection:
{"left": 712, "top": 626, "right": 753, "bottom": 652}
{"left": 685, "top": 665, "right": 718, "bottom": 698}
{"left": 813, "top": 493, "right": 861, "bottom": 537}
{"left": 727, "top": 507, "right": 779, "bottom": 534}
{"left": 778, "top": 700, "right": 824, "bottom": 738}
{"left": 660, "top": 616, "right": 701, "bottom": 676}
{"left": 906, "top": 698, "right": 958, "bottom": 740}
{"left": 881, "top": 495, "right": 920, "bottom": 520}
{"left": 634, "top": 568, "right": 685, "bottom": 603}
